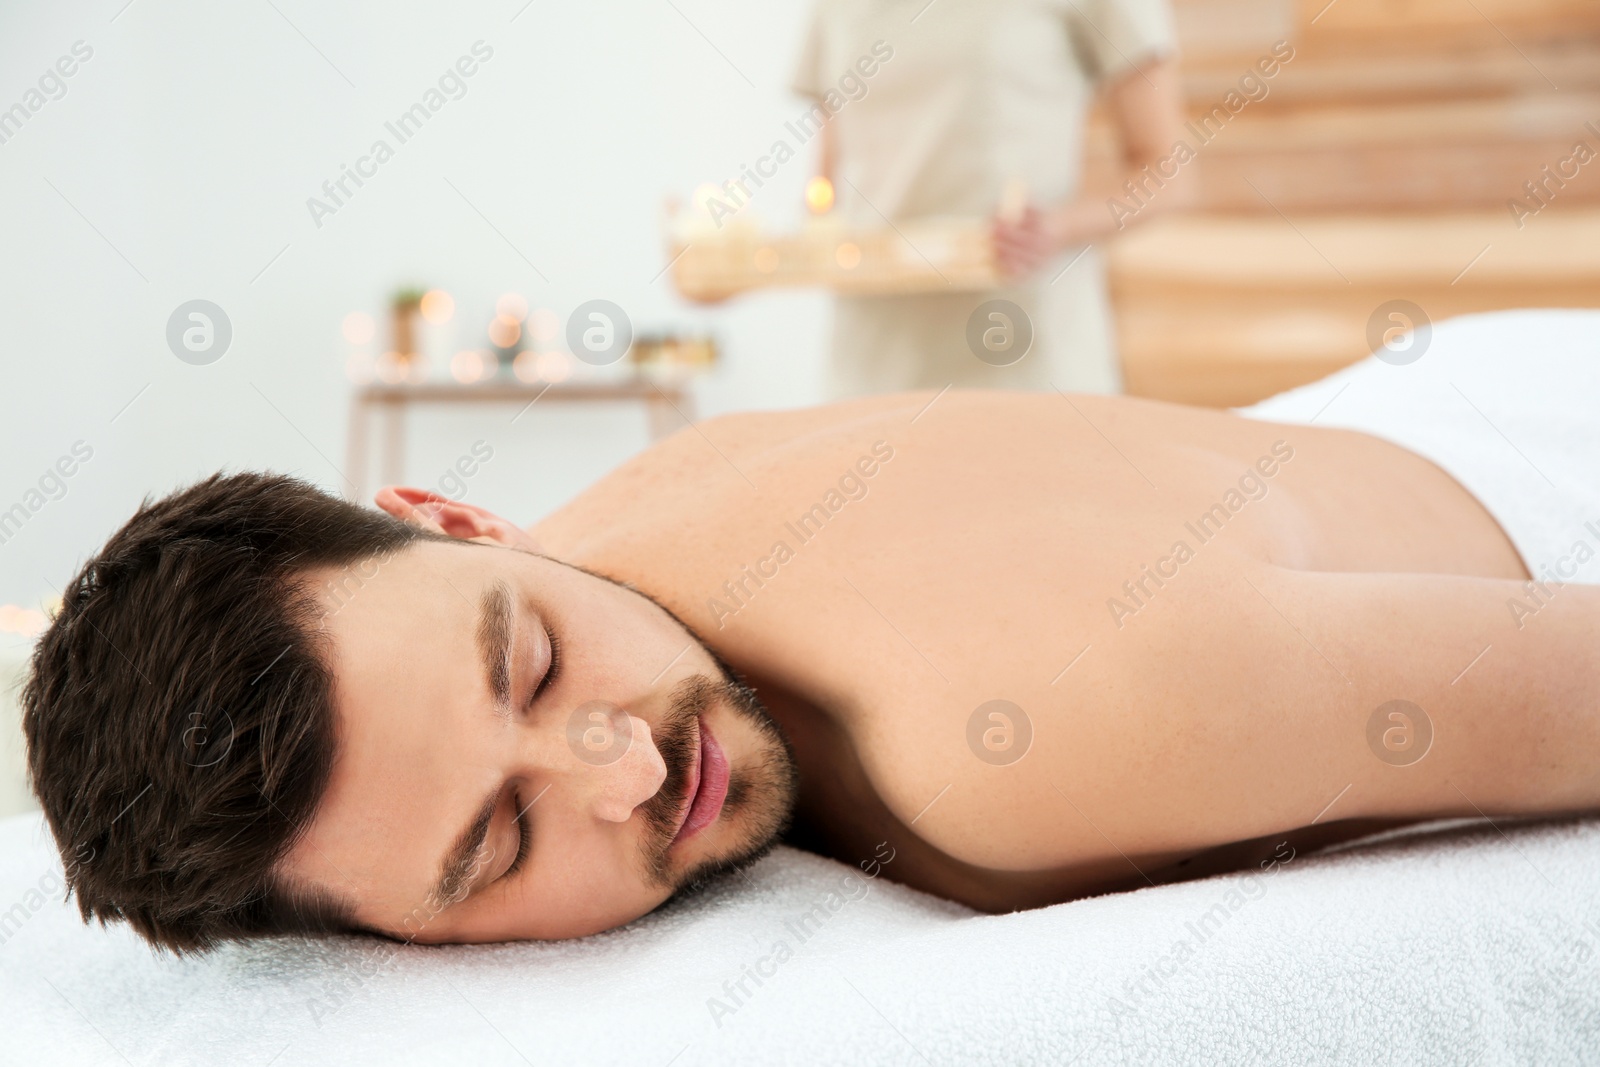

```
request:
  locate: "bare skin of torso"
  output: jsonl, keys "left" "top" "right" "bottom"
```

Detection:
{"left": 531, "top": 391, "right": 1600, "bottom": 912}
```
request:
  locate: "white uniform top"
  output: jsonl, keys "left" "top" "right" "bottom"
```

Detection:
{"left": 791, "top": 0, "right": 1177, "bottom": 396}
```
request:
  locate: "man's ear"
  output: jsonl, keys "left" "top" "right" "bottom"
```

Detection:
{"left": 373, "top": 486, "right": 543, "bottom": 553}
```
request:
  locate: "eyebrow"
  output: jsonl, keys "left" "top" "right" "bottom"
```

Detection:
{"left": 431, "top": 790, "right": 500, "bottom": 910}
{"left": 427, "top": 580, "right": 517, "bottom": 909}
{"left": 477, "top": 579, "right": 515, "bottom": 719}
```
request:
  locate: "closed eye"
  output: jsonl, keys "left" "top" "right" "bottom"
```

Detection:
{"left": 499, "top": 624, "right": 556, "bottom": 883}
{"left": 528, "top": 628, "right": 561, "bottom": 711}
{"left": 504, "top": 791, "right": 533, "bottom": 879}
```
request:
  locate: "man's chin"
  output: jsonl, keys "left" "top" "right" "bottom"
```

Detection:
{"left": 666, "top": 824, "right": 784, "bottom": 904}
{"left": 672, "top": 753, "right": 797, "bottom": 891}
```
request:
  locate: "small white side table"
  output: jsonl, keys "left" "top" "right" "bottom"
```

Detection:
{"left": 344, "top": 379, "right": 695, "bottom": 502}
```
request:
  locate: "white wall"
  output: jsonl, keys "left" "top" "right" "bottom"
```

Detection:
{"left": 0, "top": 0, "right": 831, "bottom": 614}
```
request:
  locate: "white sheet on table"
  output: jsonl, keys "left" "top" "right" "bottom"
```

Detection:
{"left": 5, "top": 808, "right": 1600, "bottom": 1066}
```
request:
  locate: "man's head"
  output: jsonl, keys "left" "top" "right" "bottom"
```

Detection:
{"left": 22, "top": 472, "right": 798, "bottom": 953}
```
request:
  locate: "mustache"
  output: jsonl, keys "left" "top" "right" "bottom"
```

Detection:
{"left": 636, "top": 676, "right": 717, "bottom": 877}
{"left": 662, "top": 682, "right": 799, "bottom": 903}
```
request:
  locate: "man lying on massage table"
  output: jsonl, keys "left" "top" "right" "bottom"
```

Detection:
{"left": 21, "top": 387, "right": 1600, "bottom": 952}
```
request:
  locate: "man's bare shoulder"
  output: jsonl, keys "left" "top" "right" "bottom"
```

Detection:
{"left": 684, "top": 391, "right": 938, "bottom": 456}
{"left": 568, "top": 389, "right": 1177, "bottom": 483}
{"left": 529, "top": 389, "right": 1218, "bottom": 554}
{"left": 532, "top": 391, "right": 959, "bottom": 542}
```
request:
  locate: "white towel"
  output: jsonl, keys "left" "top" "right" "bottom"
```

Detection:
{"left": 5, "top": 808, "right": 1600, "bottom": 1066}
{"left": 1235, "top": 308, "right": 1600, "bottom": 587}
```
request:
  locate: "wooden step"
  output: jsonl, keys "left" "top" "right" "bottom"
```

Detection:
{"left": 1296, "top": 0, "right": 1600, "bottom": 42}
{"left": 1107, "top": 208, "right": 1600, "bottom": 406}
{"left": 1083, "top": 91, "right": 1600, "bottom": 213}
{"left": 1181, "top": 40, "right": 1600, "bottom": 106}
{"left": 1081, "top": 0, "right": 1600, "bottom": 212}
{"left": 1169, "top": 0, "right": 1600, "bottom": 67}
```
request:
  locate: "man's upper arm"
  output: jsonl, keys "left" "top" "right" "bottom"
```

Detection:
{"left": 1102, "top": 560, "right": 1600, "bottom": 842}
{"left": 913, "top": 558, "right": 1600, "bottom": 875}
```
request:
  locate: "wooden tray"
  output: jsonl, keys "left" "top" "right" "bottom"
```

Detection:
{"left": 667, "top": 216, "right": 1002, "bottom": 301}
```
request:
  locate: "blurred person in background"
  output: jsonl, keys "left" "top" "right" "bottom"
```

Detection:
{"left": 794, "top": 0, "right": 1192, "bottom": 397}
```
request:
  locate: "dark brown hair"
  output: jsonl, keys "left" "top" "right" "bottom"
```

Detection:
{"left": 21, "top": 471, "right": 447, "bottom": 954}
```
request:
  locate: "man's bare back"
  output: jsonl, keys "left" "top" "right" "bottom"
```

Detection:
{"left": 533, "top": 389, "right": 1597, "bottom": 910}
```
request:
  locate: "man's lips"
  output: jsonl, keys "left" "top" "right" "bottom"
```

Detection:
{"left": 671, "top": 716, "right": 728, "bottom": 845}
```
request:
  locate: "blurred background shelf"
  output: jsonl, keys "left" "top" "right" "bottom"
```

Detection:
{"left": 345, "top": 379, "right": 696, "bottom": 503}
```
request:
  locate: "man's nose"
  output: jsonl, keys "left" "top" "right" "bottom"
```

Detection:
{"left": 563, "top": 709, "right": 668, "bottom": 823}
